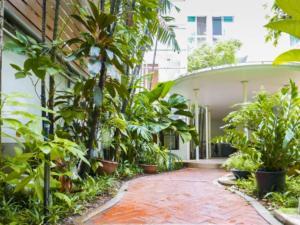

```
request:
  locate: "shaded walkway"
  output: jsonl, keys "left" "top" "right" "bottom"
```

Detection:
{"left": 86, "top": 168, "right": 269, "bottom": 224}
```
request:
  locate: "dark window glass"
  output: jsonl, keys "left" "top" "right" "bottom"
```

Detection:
{"left": 160, "top": 131, "right": 179, "bottom": 150}
{"left": 212, "top": 17, "right": 222, "bottom": 35}
{"left": 197, "top": 16, "right": 206, "bottom": 35}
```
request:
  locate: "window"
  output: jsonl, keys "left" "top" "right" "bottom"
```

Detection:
{"left": 212, "top": 17, "right": 222, "bottom": 35}
{"left": 187, "top": 16, "right": 196, "bottom": 22}
{"left": 160, "top": 131, "right": 179, "bottom": 150}
{"left": 223, "top": 16, "right": 234, "bottom": 23}
{"left": 197, "top": 16, "right": 206, "bottom": 35}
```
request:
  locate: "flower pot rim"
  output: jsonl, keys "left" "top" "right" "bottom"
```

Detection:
{"left": 256, "top": 169, "right": 285, "bottom": 174}
{"left": 99, "top": 159, "right": 118, "bottom": 165}
{"left": 231, "top": 168, "right": 251, "bottom": 173}
{"left": 139, "top": 163, "right": 157, "bottom": 167}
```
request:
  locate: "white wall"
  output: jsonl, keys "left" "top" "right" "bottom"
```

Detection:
{"left": 2, "top": 33, "right": 69, "bottom": 143}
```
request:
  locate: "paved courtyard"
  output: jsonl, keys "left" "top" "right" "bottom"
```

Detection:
{"left": 85, "top": 168, "right": 269, "bottom": 225}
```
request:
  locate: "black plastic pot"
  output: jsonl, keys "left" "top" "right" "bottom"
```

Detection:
{"left": 231, "top": 169, "right": 251, "bottom": 179}
{"left": 255, "top": 169, "right": 286, "bottom": 198}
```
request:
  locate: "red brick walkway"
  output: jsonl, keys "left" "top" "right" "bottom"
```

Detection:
{"left": 86, "top": 168, "right": 269, "bottom": 225}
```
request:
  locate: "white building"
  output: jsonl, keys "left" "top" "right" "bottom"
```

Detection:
{"left": 144, "top": 0, "right": 300, "bottom": 161}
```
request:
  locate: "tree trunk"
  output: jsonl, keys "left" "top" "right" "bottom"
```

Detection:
{"left": 79, "top": 0, "right": 122, "bottom": 176}
{"left": 48, "top": 0, "right": 61, "bottom": 137}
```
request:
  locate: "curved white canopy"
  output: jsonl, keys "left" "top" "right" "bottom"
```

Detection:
{"left": 171, "top": 62, "right": 300, "bottom": 120}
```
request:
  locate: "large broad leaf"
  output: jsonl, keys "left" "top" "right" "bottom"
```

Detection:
{"left": 147, "top": 81, "right": 174, "bottom": 103}
{"left": 273, "top": 49, "right": 300, "bottom": 65}
{"left": 276, "top": 0, "right": 300, "bottom": 19}
{"left": 265, "top": 20, "right": 300, "bottom": 39}
{"left": 174, "top": 110, "right": 193, "bottom": 117}
{"left": 167, "top": 93, "right": 188, "bottom": 109}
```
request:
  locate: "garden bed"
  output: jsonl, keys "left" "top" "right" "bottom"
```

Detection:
{"left": 218, "top": 174, "right": 300, "bottom": 225}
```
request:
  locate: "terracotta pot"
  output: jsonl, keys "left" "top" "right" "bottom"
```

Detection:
{"left": 97, "top": 160, "right": 118, "bottom": 175}
{"left": 140, "top": 164, "right": 157, "bottom": 174}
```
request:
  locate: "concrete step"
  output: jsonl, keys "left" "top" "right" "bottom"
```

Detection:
{"left": 182, "top": 158, "right": 226, "bottom": 169}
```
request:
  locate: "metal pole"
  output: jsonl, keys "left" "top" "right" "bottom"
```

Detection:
{"left": 40, "top": 0, "right": 50, "bottom": 223}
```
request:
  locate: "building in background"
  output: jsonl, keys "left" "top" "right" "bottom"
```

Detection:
{"left": 146, "top": 0, "right": 300, "bottom": 161}
{"left": 143, "top": 0, "right": 294, "bottom": 84}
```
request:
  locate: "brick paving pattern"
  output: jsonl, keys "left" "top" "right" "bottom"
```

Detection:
{"left": 86, "top": 168, "right": 269, "bottom": 225}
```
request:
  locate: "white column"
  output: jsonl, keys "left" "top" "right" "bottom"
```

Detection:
{"left": 208, "top": 111, "right": 212, "bottom": 158}
{"left": 206, "top": 16, "right": 213, "bottom": 45}
{"left": 193, "top": 89, "right": 200, "bottom": 160}
{"left": 195, "top": 104, "right": 199, "bottom": 160}
{"left": 186, "top": 102, "right": 191, "bottom": 160}
{"left": 241, "top": 80, "right": 248, "bottom": 103}
{"left": 205, "top": 106, "right": 209, "bottom": 159}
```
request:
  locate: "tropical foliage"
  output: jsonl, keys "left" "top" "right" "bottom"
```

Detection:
{"left": 187, "top": 39, "right": 242, "bottom": 72}
{"left": 223, "top": 152, "right": 259, "bottom": 172}
{"left": 216, "top": 80, "right": 300, "bottom": 171}
{"left": 265, "top": 0, "right": 300, "bottom": 64}
{"left": 1, "top": 1, "right": 197, "bottom": 224}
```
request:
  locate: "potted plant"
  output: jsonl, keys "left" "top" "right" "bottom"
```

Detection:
{"left": 217, "top": 81, "right": 300, "bottom": 198}
{"left": 223, "top": 152, "right": 258, "bottom": 179}
{"left": 139, "top": 143, "right": 168, "bottom": 174}
{"left": 252, "top": 82, "right": 300, "bottom": 197}
{"left": 139, "top": 148, "right": 159, "bottom": 174}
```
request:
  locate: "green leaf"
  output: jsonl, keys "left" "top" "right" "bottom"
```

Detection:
{"left": 265, "top": 20, "right": 300, "bottom": 39}
{"left": 54, "top": 192, "right": 72, "bottom": 207}
{"left": 273, "top": 49, "right": 300, "bottom": 65}
{"left": 283, "top": 128, "right": 295, "bottom": 149}
{"left": 2, "top": 118, "right": 23, "bottom": 128}
{"left": 4, "top": 41, "right": 24, "bottom": 53}
{"left": 148, "top": 81, "right": 174, "bottom": 103}
{"left": 276, "top": 0, "right": 300, "bottom": 19}
{"left": 24, "top": 58, "right": 34, "bottom": 71}
{"left": 39, "top": 144, "right": 52, "bottom": 154}
{"left": 174, "top": 110, "right": 193, "bottom": 117}
{"left": 10, "top": 64, "right": 22, "bottom": 71}
{"left": 14, "top": 175, "right": 33, "bottom": 192}
{"left": 34, "top": 181, "right": 44, "bottom": 201}
{"left": 15, "top": 71, "right": 27, "bottom": 79}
